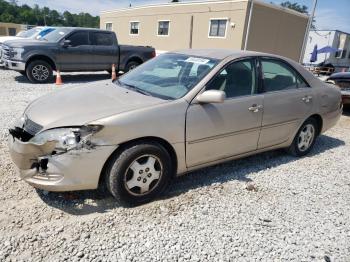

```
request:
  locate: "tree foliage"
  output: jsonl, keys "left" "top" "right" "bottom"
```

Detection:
{"left": 280, "top": 1, "right": 315, "bottom": 28}
{"left": 0, "top": 0, "right": 99, "bottom": 28}
{"left": 280, "top": 1, "right": 308, "bottom": 14}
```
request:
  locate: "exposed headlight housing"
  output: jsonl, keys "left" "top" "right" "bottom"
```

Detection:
{"left": 29, "top": 125, "right": 103, "bottom": 152}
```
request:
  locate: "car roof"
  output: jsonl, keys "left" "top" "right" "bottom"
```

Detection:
{"left": 62, "top": 27, "right": 111, "bottom": 33}
{"left": 171, "top": 49, "right": 284, "bottom": 61}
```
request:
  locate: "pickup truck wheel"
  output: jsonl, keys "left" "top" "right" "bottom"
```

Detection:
{"left": 105, "top": 142, "right": 173, "bottom": 206}
{"left": 26, "top": 60, "right": 53, "bottom": 83}
{"left": 125, "top": 61, "right": 140, "bottom": 72}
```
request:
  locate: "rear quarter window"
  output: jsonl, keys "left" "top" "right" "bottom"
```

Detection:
{"left": 91, "top": 32, "right": 113, "bottom": 46}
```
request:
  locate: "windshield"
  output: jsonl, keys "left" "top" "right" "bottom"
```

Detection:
{"left": 117, "top": 53, "right": 218, "bottom": 100}
{"left": 31, "top": 28, "right": 56, "bottom": 40}
{"left": 40, "top": 28, "right": 71, "bottom": 42}
{"left": 16, "top": 27, "right": 42, "bottom": 38}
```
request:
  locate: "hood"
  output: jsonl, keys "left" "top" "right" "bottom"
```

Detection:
{"left": 328, "top": 72, "right": 350, "bottom": 80}
{"left": 25, "top": 80, "right": 167, "bottom": 130}
{"left": 4, "top": 39, "right": 56, "bottom": 48}
{"left": 0, "top": 36, "right": 24, "bottom": 44}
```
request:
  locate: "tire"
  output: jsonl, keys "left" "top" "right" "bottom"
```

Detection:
{"left": 26, "top": 60, "right": 53, "bottom": 83}
{"left": 125, "top": 60, "right": 141, "bottom": 72}
{"left": 287, "top": 118, "right": 318, "bottom": 157}
{"left": 105, "top": 142, "right": 173, "bottom": 205}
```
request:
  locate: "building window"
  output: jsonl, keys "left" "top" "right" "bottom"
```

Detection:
{"left": 158, "top": 21, "right": 170, "bottom": 36}
{"left": 8, "top": 28, "right": 17, "bottom": 36}
{"left": 130, "top": 22, "right": 140, "bottom": 35}
{"left": 335, "top": 33, "right": 347, "bottom": 58}
{"left": 209, "top": 19, "right": 227, "bottom": 38}
{"left": 341, "top": 50, "right": 347, "bottom": 59}
{"left": 105, "top": 23, "right": 113, "bottom": 31}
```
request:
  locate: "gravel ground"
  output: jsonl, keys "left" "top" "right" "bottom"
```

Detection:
{"left": 0, "top": 70, "right": 349, "bottom": 262}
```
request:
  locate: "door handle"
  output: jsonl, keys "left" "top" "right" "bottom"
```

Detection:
{"left": 302, "top": 96, "right": 313, "bottom": 103}
{"left": 248, "top": 104, "right": 263, "bottom": 113}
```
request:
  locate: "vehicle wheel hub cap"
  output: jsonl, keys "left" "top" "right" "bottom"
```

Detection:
{"left": 32, "top": 65, "right": 49, "bottom": 81}
{"left": 124, "top": 155, "right": 162, "bottom": 196}
{"left": 297, "top": 124, "right": 315, "bottom": 152}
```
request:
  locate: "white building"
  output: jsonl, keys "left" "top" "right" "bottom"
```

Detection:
{"left": 303, "top": 30, "right": 350, "bottom": 71}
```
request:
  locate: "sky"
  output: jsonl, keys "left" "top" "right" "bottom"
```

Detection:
{"left": 15, "top": 0, "right": 350, "bottom": 33}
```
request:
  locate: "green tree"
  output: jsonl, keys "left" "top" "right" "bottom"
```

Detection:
{"left": 280, "top": 1, "right": 315, "bottom": 28}
{"left": 0, "top": 0, "right": 99, "bottom": 28}
{"left": 280, "top": 1, "right": 308, "bottom": 13}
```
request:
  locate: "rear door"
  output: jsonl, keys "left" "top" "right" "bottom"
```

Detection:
{"left": 90, "top": 31, "right": 119, "bottom": 71}
{"left": 258, "top": 57, "right": 314, "bottom": 149}
{"left": 58, "top": 30, "right": 92, "bottom": 71}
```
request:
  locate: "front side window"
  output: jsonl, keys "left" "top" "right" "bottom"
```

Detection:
{"left": 91, "top": 32, "right": 113, "bottom": 46}
{"left": 130, "top": 22, "right": 139, "bottom": 35}
{"left": 66, "top": 31, "right": 89, "bottom": 47}
{"left": 206, "top": 59, "right": 257, "bottom": 98}
{"left": 209, "top": 19, "right": 227, "bottom": 37}
{"left": 118, "top": 53, "right": 218, "bottom": 100}
{"left": 158, "top": 21, "right": 169, "bottom": 36}
{"left": 261, "top": 59, "right": 308, "bottom": 92}
{"left": 105, "top": 23, "right": 113, "bottom": 31}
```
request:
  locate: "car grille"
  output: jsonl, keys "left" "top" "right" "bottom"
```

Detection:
{"left": 23, "top": 118, "right": 43, "bottom": 135}
{"left": 1, "top": 44, "right": 12, "bottom": 60}
{"left": 0, "top": 44, "right": 3, "bottom": 61}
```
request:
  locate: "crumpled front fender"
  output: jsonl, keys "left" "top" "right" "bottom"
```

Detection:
{"left": 8, "top": 137, "right": 56, "bottom": 170}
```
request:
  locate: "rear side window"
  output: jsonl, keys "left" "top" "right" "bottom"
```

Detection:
{"left": 66, "top": 31, "right": 89, "bottom": 47}
{"left": 91, "top": 32, "right": 113, "bottom": 46}
{"left": 261, "top": 59, "right": 308, "bottom": 92}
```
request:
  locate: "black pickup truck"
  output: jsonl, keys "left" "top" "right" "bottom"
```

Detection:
{"left": 1, "top": 27, "right": 156, "bottom": 83}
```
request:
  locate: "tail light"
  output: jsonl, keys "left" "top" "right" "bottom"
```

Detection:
{"left": 151, "top": 50, "right": 156, "bottom": 58}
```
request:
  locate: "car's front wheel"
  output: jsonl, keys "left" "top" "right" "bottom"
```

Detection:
{"left": 26, "top": 60, "right": 53, "bottom": 83}
{"left": 105, "top": 142, "right": 173, "bottom": 205}
{"left": 287, "top": 118, "right": 318, "bottom": 157}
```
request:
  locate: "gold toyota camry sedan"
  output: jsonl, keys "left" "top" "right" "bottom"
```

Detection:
{"left": 8, "top": 49, "right": 342, "bottom": 205}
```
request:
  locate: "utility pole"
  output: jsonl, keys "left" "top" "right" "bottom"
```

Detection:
{"left": 299, "top": 0, "right": 318, "bottom": 63}
{"left": 244, "top": 0, "right": 254, "bottom": 51}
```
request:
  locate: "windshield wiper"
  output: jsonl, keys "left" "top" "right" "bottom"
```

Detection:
{"left": 117, "top": 80, "right": 152, "bottom": 97}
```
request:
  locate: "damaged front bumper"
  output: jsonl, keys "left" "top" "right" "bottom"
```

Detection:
{"left": 8, "top": 130, "right": 118, "bottom": 192}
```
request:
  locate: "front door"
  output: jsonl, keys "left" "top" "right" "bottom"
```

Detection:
{"left": 58, "top": 30, "right": 92, "bottom": 71}
{"left": 186, "top": 58, "right": 263, "bottom": 167}
{"left": 258, "top": 58, "right": 314, "bottom": 148}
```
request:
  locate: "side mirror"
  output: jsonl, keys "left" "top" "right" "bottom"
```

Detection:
{"left": 196, "top": 90, "right": 226, "bottom": 104}
{"left": 62, "top": 40, "right": 71, "bottom": 48}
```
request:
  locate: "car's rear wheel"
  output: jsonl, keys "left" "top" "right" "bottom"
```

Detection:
{"left": 105, "top": 142, "right": 173, "bottom": 205}
{"left": 125, "top": 61, "right": 140, "bottom": 72}
{"left": 287, "top": 118, "right": 318, "bottom": 157}
{"left": 26, "top": 60, "right": 53, "bottom": 83}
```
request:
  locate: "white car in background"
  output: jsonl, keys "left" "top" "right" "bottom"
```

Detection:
{"left": 0, "top": 27, "right": 56, "bottom": 66}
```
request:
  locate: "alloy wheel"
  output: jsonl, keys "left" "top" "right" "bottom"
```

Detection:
{"left": 32, "top": 65, "right": 49, "bottom": 81}
{"left": 297, "top": 124, "right": 315, "bottom": 152}
{"left": 124, "top": 154, "right": 163, "bottom": 196}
